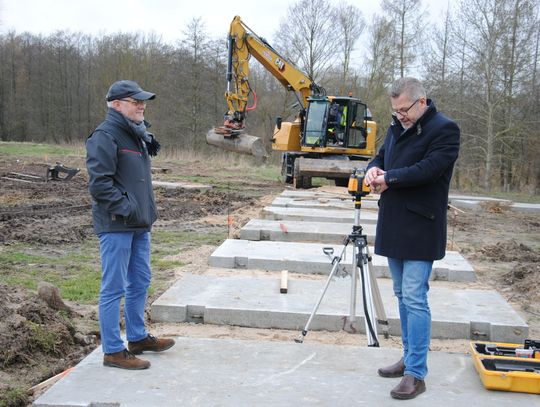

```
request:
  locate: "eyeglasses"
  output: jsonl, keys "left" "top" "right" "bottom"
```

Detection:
{"left": 392, "top": 99, "right": 419, "bottom": 117}
{"left": 120, "top": 99, "right": 146, "bottom": 106}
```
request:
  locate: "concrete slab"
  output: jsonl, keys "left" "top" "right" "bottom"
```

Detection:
{"left": 449, "top": 194, "right": 512, "bottom": 202}
{"left": 209, "top": 240, "right": 476, "bottom": 282}
{"left": 509, "top": 202, "right": 540, "bottom": 213}
{"left": 271, "top": 196, "right": 379, "bottom": 211}
{"left": 153, "top": 180, "right": 212, "bottom": 190}
{"left": 33, "top": 337, "right": 537, "bottom": 406}
{"left": 448, "top": 194, "right": 540, "bottom": 214}
{"left": 450, "top": 199, "right": 484, "bottom": 211}
{"left": 263, "top": 206, "right": 379, "bottom": 224}
{"left": 151, "top": 274, "right": 527, "bottom": 343}
{"left": 281, "top": 189, "right": 350, "bottom": 199}
{"left": 240, "top": 219, "right": 376, "bottom": 244}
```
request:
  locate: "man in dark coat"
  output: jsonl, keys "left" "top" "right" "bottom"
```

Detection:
{"left": 365, "top": 77, "right": 460, "bottom": 399}
{"left": 86, "top": 80, "right": 174, "bottom": 370}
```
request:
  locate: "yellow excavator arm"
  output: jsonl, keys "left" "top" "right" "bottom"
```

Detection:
{"left": 207, "top": 15, "right": 376, "bottom": 172}
{"left": 224, "top": 15, "right": 318, "bottom": 129}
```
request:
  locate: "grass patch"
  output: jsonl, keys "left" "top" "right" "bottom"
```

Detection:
{"left": 153, "top": 258, "right": 187, "bottom": 271}
{"left": 0, "top": 386, "right": 29, "bottom": 407}
{"left": 0, "top": 243, "right": 101, "bottom": 304}
{"left": 152, "top": 229, "right": 227, "bottom": 256}
{"left": 27, "top": 321, "right": 63, "bottom": 354}
{"left": 0, "top": 230, "right": 222, "bottom": 305}
{"left": 0, "top": 141, "right": 82, "bottom": 157}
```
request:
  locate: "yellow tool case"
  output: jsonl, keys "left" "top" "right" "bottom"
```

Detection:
{"left": 470, "top": 340, "right": 540, "bottom": 394}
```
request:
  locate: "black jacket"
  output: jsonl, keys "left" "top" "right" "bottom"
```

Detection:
{"left": 367, "top": 100, "right": 460, "bottom": 260}
{"left": 86, "top": 108, "right": 157, "bottom": 234}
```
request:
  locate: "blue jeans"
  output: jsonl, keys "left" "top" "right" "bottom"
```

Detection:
{"left": 387, "top": 258, "right": 433, "bottom": 380}
{"left": 98, "top": 231, "right": 151, "bottom": 354}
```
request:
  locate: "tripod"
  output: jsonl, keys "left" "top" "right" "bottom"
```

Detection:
{"left": 295, "top": 170, "right": 389, "bottom": 346}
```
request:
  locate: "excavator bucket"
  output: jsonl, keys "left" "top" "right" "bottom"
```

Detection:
{"left": 206, "top": 127, "right": 268, "bottom": 158}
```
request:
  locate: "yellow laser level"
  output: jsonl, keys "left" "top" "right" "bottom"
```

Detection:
{"left": 348, "top": 168, "right": 370, "bottom": 197}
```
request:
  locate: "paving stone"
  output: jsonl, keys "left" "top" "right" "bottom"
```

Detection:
{"left": 33, "top": 337, "right": 537, "bottom": 407}
{"left": 262, "top": 206, "right": 379, "bottom": 224}
{"left": 209, "top": 239, "right": 476, "bottom": 282}
{"left": 240, "top": 219, "right": 376, "bottom": 244}
{"left": 151, "top": 273, "right": 528, "bottom": 343}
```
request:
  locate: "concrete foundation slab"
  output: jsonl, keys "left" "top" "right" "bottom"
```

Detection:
{"left": 152, "top": 180, "right": 212, "bottom": 190}
{"left": 151, "top": 274, "right": 527, "bottom": 343}
{"left": 449, "top": 195, "right": 540, "bottom": 214}
{"left": 449, "top": 194, "right": 512, "bottom": 202}
{"left": 271, "top": 196, "right": 379, "bottom": 211}
{"left": 240, "top": 219, "right": 376, "bottom": 244}
{"left": 263, "top": 206, "right": 379, "bottom": 224}
{"left": 510, "top": 202, "right": 540, "bottom": 213}
{"left": 33, "top": 337, "right": 536, "bottom": 407}
{"left": 209, "top": 240, "right": 476, "bottom": 282}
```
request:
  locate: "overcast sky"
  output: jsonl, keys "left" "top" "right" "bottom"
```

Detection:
{"left": 0, "top": 0, "right": 451, "bottom": 44}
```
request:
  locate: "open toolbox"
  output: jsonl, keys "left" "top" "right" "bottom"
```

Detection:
{"left": 470, "top": 340, "right": 540, "bottom": 394}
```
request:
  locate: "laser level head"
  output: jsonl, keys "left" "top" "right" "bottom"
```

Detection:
{"left": 348, "top": 168, "right": 370, "bottom": 198}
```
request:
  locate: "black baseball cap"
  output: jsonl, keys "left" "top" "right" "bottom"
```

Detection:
{"left": 106, "top": 80, "right": 156, "bottom": 101}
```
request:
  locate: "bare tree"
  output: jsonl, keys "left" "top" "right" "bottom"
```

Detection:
{"left": 381, "top": 0, "right": 427, "bottom": 78}
{"left": 181, "top": 17, "right": 210, "bottom": 149}
{"left": 334, "top": 2, "right": 364, "bottom": 94}
{"left": 274, "top": 0, "right": 339, "bottom": 82}
{"left": 362, "top": 15, "right": 396, "bottom": 141}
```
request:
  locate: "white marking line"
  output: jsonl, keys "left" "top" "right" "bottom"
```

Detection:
{"left": 244, "top": 352, "right": 317, "bottom": 387}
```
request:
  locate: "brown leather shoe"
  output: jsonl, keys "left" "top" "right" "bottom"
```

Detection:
{"left": 377, "top": 358, "right": 405, "bottom": 378}
{"left": 128, "top": 334, "right": 175, "bottom": 355}
{"left": 103, "top": 349, "right": 150, "bottom": 370}
{"left": 390, "top": 374, "right": 426, "bottom": 400}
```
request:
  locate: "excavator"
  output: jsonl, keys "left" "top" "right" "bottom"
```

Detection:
{"left": 206, "top": 16, "right": 377, "bottom": 188}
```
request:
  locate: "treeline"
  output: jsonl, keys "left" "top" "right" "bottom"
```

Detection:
{"left": 0, "top": 0, "right": 538, "bottom": 193}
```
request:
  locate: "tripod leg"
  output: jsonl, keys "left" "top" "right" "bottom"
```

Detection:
{"left": 295, "top": 244, "right": 348, "bottom": 343}
{"left": 367, "top": 257, "right": 389, "bottom": 339}
{"left": 359, "top": 257, "right": 379, "bottom": 346}
{"left": 349, "top": 244, "right": 358, "bottom": 324}
{"left": 360, "top": 244, "right": 389, "bottom": 343}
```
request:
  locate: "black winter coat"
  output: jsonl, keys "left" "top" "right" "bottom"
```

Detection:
{"left": 86, "top": 108, "right": 157, "bottom": 234}
{"left": 367, "top": 100, "right": 460, "bottom": 260}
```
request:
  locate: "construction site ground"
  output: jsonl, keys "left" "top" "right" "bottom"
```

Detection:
{"left": 0, "top": 147, "right": 539, "bottom": 405}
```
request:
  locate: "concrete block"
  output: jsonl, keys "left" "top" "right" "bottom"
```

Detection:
{"left": 33, "top": 337, "right": 539, "bottom": 406}
{"left": 209, "top": 240, "right": 476, "bottom": 282}
{"left": 240, "top": 219, "right": 376, "bottom": 244}
{"left": 262, "top": 206, "right": 379, "bottom": 224}
{"left": 151, "top": 273, "right": 528, "bottom": 343}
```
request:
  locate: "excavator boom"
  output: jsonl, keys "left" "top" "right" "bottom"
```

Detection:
{"left": 206, "top": 16, "right": 318, "bottom": 157}
{"left": 207, "top": 16, "right": 377, "bottom": 188}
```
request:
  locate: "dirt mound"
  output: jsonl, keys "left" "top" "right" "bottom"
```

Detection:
{"left": 0, "top": 285, "right": 97, "bottom": 406}
{"left": 155, "top": 188, "right": 252, "bottom": 222}
{"left": 479, "top": 240, "right": 540, "bottom": 262}
{"left": 500, "top": 262, "right": 540, "bottom": 303}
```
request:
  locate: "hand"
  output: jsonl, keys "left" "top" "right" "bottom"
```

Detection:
{"left": 364, "top": 166, "right": 385, "bottom": 186}
{"left": 370, "top": 173, "right": 388, "bottom": 194}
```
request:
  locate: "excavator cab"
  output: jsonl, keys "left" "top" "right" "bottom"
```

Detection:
{"left": 303, "top": 97, "right": 368, "bottom": 150}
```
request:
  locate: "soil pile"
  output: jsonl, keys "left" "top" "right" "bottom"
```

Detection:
{"left": 0, "top": 285, "right": 97, "bottom": 406}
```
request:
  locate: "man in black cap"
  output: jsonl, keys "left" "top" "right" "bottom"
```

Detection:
{"left": 86, "top": 80, "right": 174, "bottom": 370}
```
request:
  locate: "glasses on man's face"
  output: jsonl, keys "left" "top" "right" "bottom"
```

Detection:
{"left": 120, "top": 99, "right": 146, "bottom": 107}
{"left": 392, "top": 99, "right": 419, "bottom": 117}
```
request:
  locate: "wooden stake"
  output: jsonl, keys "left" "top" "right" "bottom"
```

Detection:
{"left": 280, "top": 270, "right": 288, "bottom": 294}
